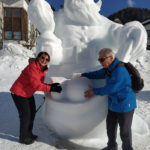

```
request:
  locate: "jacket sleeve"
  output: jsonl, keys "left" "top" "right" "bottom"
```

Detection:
{"left": 26, "top": 62, "right": 51, "bottom": 92}
{"left": 82, "top": 68, "right": 106, "bottom": 79}
{"left": 93, "top": 67, "right": 128, "bottom": 95}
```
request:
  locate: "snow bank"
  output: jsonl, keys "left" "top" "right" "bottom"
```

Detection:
{"left": 0, "top": 43, "right": 34, "bottom": 91}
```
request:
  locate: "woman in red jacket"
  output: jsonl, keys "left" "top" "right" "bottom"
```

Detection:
{"left": 10, "top": 51, "right": 62, "bottom": 145}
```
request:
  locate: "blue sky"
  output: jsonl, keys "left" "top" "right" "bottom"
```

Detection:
{"left": 100, "top": 0, "right": 150, "bottom": 16}
{"left": 45, "top": 0, "right": 150, "bottom": 17}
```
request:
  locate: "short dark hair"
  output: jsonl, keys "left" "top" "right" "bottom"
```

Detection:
{"left": 36, "top": 51, "right": 50, "bottom": 62}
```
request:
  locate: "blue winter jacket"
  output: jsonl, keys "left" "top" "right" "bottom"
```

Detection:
{"left": 82, "top": 58, "right": 136, "bottom": 113}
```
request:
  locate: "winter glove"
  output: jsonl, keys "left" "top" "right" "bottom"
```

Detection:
{"left": 28, "top": 58, "right": 36, "bottom": 62}
{"left": 51, "top": 83, "right": 60, "bottom": 87}
{"left": 50, "top": 83, "right": 62, "bottom": 93}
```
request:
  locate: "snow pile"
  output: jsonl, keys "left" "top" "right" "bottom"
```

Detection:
{"left": 0, "top": 43, "right": 34, "bottom": 58}
{"left": 0, "top": 43, "right": 34, "bottom": 91}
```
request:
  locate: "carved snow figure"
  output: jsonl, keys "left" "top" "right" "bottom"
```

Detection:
{"left": 27, "top": 0, "right": 147, "bottom": 140}
{"left": 55, "top": 0, "right": 147, "bottom": 66}
{"left": 43, "top": 77, "right": 107, "bottom": 139}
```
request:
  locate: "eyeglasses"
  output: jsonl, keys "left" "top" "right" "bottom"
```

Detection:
{"left": 41, "top": 56, "right": 49, "bottom": 62}
{"left": 98, "top": 56, "right": 110, "bottom": 63}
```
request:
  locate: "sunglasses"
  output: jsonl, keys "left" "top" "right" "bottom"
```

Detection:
{"left": 98, "top": 56, "right": 110, "bottom": 62}
{"left": 41, "top": 56, "right": 49, "bottom": 62}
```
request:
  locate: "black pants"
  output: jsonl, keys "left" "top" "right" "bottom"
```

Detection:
{"left": 106, "top": 109, "right": 134, "bottom": 150}
{"left": 11, "top": 93, "right": 36, "bottom": 140}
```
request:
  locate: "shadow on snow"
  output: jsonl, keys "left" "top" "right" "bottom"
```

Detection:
{"left": 0, "top": 92, "right": 100, "bottom": 150}
{"left": 136, "top": 90, "right": 150, "bottom": 101}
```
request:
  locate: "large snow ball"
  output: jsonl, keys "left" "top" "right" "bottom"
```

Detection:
{"left": 66, "top": 77, "right": 93, "bottom": 102}
{"left": 42, "top": 81, "right": 107, "bottom": 139}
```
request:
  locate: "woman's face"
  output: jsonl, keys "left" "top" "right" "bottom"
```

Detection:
{"left": 38, "top": 54, "right": 50, "bottom": 67}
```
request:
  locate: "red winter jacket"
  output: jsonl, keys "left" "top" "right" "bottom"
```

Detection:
{"left": 10, "top": 61, "right": 51, "bottom": 98}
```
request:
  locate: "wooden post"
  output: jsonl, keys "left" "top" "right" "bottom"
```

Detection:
{"left": 2, "top": 0, "right": 4, "bottom": 40}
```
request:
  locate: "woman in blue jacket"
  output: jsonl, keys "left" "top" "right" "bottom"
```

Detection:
{"left": 78, "top": 48, "right": 136, "bottom": 150}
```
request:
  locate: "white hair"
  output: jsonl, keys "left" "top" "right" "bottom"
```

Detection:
{"left": 99, "top": 48, "right": 115, "bottom": 58}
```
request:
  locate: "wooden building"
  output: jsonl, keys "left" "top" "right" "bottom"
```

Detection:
{"left": 0, "top": 0, "right": 37, "bottom": 49}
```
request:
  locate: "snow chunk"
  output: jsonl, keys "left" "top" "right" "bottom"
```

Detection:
{"left": 66, "top": 77, "right": 93, "bottom": 102}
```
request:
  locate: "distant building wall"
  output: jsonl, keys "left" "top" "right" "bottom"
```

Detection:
{"left": 2, "top": 0, "right": 28, "bottom": 44}
{"left": 0, "top": 0, "right": 37, "bottom": 50}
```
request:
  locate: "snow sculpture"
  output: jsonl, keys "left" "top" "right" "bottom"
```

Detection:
{"left": 55, "top": 0, "right": 147, "bottom": 66}
{"left": 27, "top": 0, "right": 148, "bottom": 139}
{"left": 64, "top": 0, "right": 102, "bottom": 25}
{"left": 28, "top": 0, "right": 63, "bottom": 65}
{"left": 66, "top": 77, "right": 93, "bottom": 102}
{"left": 42, "top": 77, "right": 108, "bottom": 139}
{"left": 43, "top": 78, "right": 107, "bottom": 138}
{"left": 43, "top": 76, "right": 107, "bottom": 138}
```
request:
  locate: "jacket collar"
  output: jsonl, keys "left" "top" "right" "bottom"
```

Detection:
{"left": 108, "top": 58, "right": 119, "bottom": 72}
{"left": 36, "top": 61, "right": 48, "bottom": 72}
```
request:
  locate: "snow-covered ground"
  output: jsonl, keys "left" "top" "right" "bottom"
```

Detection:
{"left": 0, "top": 43, "right": 150, "bottom": 150}
{"left": 0, "top": 0, "right": 150, "bottom": 149}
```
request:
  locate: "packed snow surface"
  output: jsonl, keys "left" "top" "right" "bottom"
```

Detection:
{"left": 0, "top": 0, "right": 150, "bottom": 149}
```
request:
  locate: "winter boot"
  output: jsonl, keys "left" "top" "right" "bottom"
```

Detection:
{"left": 31, "top": 134, "right": 38, "bottom": 140}
{"left": 19, "top": 137, "right": 34, "bottom": 145}
{"left": 101, "top": 145, "right": 118, "bottom": 150}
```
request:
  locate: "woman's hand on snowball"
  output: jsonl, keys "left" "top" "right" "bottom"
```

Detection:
{"left": 84, "top": 86, "right": 94, "bottom": 98}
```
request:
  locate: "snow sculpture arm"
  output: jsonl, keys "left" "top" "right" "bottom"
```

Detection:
{"left": 28, "top": 0, "right": 55, "bottom": 33}
{"left": 115, "top": 21, "right": 147, "bottom": 62}
{"left": 28, "top": 0, "right": 63, "bottom": 65}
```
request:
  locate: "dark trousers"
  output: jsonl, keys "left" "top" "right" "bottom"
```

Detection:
{"left": 11, "top": 93, "right": 36, "bottom": 140}
{"left": 106, "top": 109, "right": 134, "bottom": 150}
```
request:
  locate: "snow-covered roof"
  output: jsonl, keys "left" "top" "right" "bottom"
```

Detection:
{"left": 2, "top": 0, "right": 28, "bottom": 11}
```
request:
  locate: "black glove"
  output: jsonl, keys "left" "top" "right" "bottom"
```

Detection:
{"left": 28, "top": 58, "right": 36, "bottom": 62}
{"left": 50, "top": 83, "right": 62, "bottom": 93}
{"left": 51, "top": 83, "right": 60, "bottom": 87}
